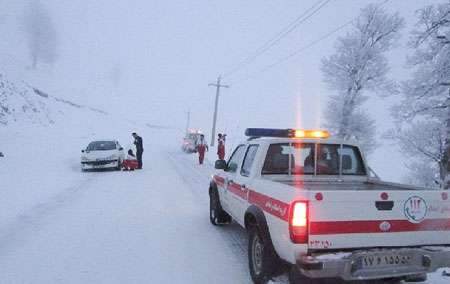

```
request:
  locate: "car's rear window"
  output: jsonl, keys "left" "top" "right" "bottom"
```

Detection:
{"left": 87, "top": 141, "right": 116, "bottom": 151}
{"left": 262, "top": 143, "right": 366, "bottom": 176}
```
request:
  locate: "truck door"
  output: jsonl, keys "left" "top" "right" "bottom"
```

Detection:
{"left": 219, "top": 145, "right": 246, "bottom": 213}
{"left": 228, "top": 144, "right": 259, "bottom": 225}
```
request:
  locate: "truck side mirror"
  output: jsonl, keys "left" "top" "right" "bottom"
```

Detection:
{"left": 215, "top": 159, "right": 227, "bottom": 170}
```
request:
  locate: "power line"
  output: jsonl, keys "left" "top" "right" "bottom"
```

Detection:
{"left": 230, "top": 0, "right": 391, "bottom": 85}
{"left": 222, "top": 0, "right": 333, "bottom": 79}
{"left": 230, "top": 20, "right": 352, "bottom": 85}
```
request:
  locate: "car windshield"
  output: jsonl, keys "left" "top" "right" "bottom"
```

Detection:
{"left": 262, "top": 143, "right": 366, "bottom": 176}
{"left": 86, "top": 141, "right": 116, "bottom": 151}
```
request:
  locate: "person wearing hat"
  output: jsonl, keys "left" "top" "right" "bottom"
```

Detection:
{"left": 217, "top": 133, "right": 226, "bottom": 160}
{"left": 132, "top": 132, "right": 144, "bottom": 169}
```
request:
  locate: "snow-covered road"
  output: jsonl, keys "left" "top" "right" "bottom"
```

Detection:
{"left": 0, "top": 146, "right": 251, "bottom": 283}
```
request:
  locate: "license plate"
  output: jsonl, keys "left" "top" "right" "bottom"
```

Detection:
{"left": 361, "top": 254, "right": 411, "bottom": 268}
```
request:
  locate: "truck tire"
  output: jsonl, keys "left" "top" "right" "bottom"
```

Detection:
{"left": 248, "top": 226, "right": 280, "bottom": 283}
{"left": 288, "top": 266, "right": 314, "bottom": 284}
{"left": 209, "top": 189, "right": 231, "bottom": 225}
{"left": 404, "top": 274, "right": 427, "bottom": 282}
{"left": 352, "top": 279, "right": 402, "bottom": 284}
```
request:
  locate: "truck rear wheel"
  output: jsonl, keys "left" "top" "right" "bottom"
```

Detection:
{"left": 209, "top": 189, "right": 231, "bottom": 225}
{"left": 248, "top": 226, "right": 281, "bottom": 283}
{"left": 288, "top": 266, "right": 314, "bottom": 284}
{"left": 404, "top": 274, "right": 427, "bottom": 282}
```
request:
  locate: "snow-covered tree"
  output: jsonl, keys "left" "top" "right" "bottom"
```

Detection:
{"left": 404, "top": 161, "right": 440, "bottom": 188}
{"left": 392, "top": 2, "right": 450, "bottom": 187}
{"left": 23, "top": 0, "right": 58, "bottom": 69}
{"left": 385, "top": 120, "right": 444, "bottom": 187}
{"left": 321, "top": 3, "right": 404, "bottom": 154}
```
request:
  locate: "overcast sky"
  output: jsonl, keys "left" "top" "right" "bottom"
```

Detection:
{"left": 0, "top": 0, "right": 442, "bottom": 180}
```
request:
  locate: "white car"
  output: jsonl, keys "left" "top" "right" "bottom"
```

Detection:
{"left": 81, "top": 140, "right": 125, "bottom": 171}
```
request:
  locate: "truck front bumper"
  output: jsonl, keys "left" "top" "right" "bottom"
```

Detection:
{"left": 297, "top": 246, "right": 450, "bottom": 281}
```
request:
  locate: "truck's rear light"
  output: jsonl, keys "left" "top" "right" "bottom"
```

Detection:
{"left": 289, "top": 201, "right": 308, "bottom": 244}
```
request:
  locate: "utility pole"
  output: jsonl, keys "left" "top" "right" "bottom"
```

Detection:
{"left": 185, "top": 110, "right": 190, "bottom": 134}
{"left": 208, "top": 76, "right": 229, "bottom": 146}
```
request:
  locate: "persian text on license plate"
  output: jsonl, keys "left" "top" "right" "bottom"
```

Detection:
{"left": 362, "top": 254, "right": 411, "bottom": 268}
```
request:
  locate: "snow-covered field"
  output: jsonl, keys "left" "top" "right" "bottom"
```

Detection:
{"left": 0, "top": 113, "right": 249, "bottom": 283}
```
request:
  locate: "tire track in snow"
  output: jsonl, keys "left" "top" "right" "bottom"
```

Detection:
{"left": 167, "top": 151, "right": 290, "bottom": 284}
{"left": 166, "top": 151, "right": 249, "bottom": 258}
{"left": 0, "top": 174, "right": 97, "bottom": 252}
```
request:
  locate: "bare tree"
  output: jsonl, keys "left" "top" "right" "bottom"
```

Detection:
{"left": 321, "top": 3, "right": 404, "bottom": 154}
{"left": 23, "top": 0, "right": 58, "bottom": 69}
{"left": 392, "top": 2, "right": 450, "bottom": 187}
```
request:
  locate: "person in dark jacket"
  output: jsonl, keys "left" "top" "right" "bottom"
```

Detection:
{"left": 132, "top": 132, "right": 144, "bottom": 169}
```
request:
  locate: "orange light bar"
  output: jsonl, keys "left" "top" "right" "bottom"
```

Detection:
{"left": 293, "top": 129, "right": 330, "bottom": 139}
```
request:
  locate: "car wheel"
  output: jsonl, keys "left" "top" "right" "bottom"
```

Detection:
{"left": 209, "top": 189, "right": 231, "bottom": 225}
{"left": 248, "top": 226, "right": 280, "bottom": 284}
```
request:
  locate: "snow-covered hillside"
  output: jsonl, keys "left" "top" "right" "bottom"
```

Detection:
{"left": 0, "top": 70, "right": 168, "bottom": 232}
{"left": 0, "top": 70, "right": 108, "bottom": 126}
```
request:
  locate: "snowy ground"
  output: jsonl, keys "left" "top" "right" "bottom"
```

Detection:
{"left": 0, "top": 120, "right": 250, "bottom": 283}
{"left": 0, "top": 119, "right": 449, "bottom": 283}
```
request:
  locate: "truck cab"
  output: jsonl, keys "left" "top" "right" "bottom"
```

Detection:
{"left": 209, "top": 128, "right": 450, "bottom": 283}
{"left": 182, "top": 130, "right": 202, "bottom": 153}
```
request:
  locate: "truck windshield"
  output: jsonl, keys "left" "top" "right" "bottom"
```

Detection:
{"left": 262, "top": 143, "right": 366, "bottom": 176}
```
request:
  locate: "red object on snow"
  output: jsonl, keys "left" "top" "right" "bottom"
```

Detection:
{"left": 197, "top": 144, "right": 207, "bottom": 164}
{"left": 217, "top": 137, "right": 226, "bottom": 160}
{"left": 122, "top": 159, "right": 139, "bottom": 170}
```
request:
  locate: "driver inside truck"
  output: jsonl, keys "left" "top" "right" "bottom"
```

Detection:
{"left": 303, "top": 145, "right": 315, "bottom": 173}
{"left": 304, "top": 144, "right": 340, "bottom": 174}
{"left": 263, "top": 144, "right": 294, "bottom": 174}
{"left": 317, "top": 145, "right": 339, "bottom": 174}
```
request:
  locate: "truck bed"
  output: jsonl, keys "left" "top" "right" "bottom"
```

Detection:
{"left": 277, "top": 178, "right": 433, "bottom": 191}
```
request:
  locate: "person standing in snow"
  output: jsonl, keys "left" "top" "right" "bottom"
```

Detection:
{"left": 132, "top": 132, "right": 144, "bottom": 169}
{"left": 217, "top": 133, "right": 226, "bottom": 160}
{"left": 196, "top": 134, "right": 208, "bottom": 165}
